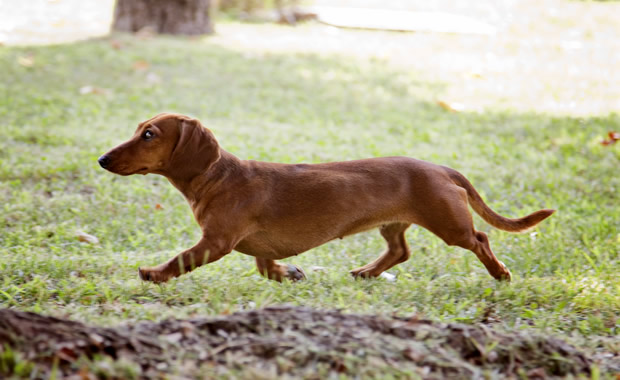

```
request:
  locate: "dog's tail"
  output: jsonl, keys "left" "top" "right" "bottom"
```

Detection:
{"left": 446, "top": 168, "right": 555, "bottom": 233}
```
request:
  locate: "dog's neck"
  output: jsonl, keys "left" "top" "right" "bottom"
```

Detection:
{"left": 164, "top": 149, "right": 243, "bottom": 206}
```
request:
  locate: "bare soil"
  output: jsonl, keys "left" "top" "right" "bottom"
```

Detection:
{"left": 0, "top": 306, "right": 596, "bottom": 379}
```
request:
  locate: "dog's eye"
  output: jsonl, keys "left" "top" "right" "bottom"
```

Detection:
{"left": 142, "top": 130, "right": 154, "bottom": 140}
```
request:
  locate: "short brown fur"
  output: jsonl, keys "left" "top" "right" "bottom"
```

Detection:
{"left": 99, "top": 113, "right": 555, "bottom": 283}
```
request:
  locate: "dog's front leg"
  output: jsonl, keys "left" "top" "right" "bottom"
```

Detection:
{"left": 138, "top": 236, "right": 231, "bottom": 283}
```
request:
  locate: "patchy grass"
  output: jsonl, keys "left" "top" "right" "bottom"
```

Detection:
{"left": 0, "top": 2, "right": 619, "bottom": 377}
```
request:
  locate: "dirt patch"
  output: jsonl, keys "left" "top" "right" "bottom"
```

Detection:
{"left": 0, "top": 306, "right": 596, "bottom": 378}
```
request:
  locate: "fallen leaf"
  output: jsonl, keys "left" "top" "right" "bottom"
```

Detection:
{"left": 79, "top": 86, "right": 107, "bottom": 95}
{"left": 77, "top": 231, "right": 99, "bottom": 244}
{"left": 466, "top": 70, "right": 484, "bottom": 79}
{"left": 18, "top": 55, "right": 34, "bottom": 67}
{"left": 110, "top": 40, "right": 123, "bottom": 49}
{"left": 56, "top": 345, "right": 78, "bottom": 362}
{"left": 133, "top": 60, "right": 149, "bottom": 70}
{"left": 437, "top": 100, "right": 465, "bottom": 112}
{"left": 600, "top": 131, "right": 619, "bottom": 146}
{"left": 88, "top": 333, "right": 104, "bottom": 347}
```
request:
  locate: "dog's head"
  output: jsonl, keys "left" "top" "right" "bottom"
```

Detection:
{"left": 98, "top": 113, "right": 220, "bottom": 178}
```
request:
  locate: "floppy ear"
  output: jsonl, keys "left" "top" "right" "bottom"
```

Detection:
{"left": 169, "top": 116, "right": 221, "bottom": 175}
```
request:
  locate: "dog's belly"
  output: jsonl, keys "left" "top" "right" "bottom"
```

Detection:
{"left": 233, "top": 217, "right": 403, "bottom": 260}
{"left": 234, "top": 230, "right": 334, "bottom": 260}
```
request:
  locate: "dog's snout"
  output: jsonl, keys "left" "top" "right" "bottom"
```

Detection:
{"left": 98, "top": 155, "right": 111, "bottom": 169}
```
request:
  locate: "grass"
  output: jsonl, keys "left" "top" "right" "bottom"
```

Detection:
{"left": 0, "top": 1, "right": 619, "bottom": 376}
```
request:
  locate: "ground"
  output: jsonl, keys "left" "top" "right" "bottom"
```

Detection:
{"left": 0, "top": 0, "right": 618, "bottom": 378}
{"left": 0, "top": 306, "right": 594, "bottom": 378}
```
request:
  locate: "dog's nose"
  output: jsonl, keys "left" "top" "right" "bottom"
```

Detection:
{"left": 98, "top": 155, "right": 111, "bottom": 169}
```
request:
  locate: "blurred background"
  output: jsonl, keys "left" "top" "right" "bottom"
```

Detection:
{"left": 2, "top": 0, "right": 619, "bottom": 115}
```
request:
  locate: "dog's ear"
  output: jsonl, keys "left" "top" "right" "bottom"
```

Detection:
{"left": 170, "top": 116, "right": 221, "bottom": 174}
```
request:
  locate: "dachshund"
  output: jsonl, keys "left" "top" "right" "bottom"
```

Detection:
{"left": 99, "top": 113, "right": 554, "bottom": 283}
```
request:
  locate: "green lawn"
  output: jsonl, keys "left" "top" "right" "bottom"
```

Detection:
{"left": 0, "top": 9, "right": 619, "bottom": 377}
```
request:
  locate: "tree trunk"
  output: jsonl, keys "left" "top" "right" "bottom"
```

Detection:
{"left": 113, "top": 0, "right": 214, "bottom": 35}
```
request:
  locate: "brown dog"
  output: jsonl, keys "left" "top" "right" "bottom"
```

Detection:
{"left": 99, "top": 113, "right": 554, "bottom": 283}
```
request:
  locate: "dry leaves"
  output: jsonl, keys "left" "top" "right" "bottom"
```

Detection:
{"left": 56, "top": 345, "right": 79, "bottom": 362}
{"left": 600, "top": 131, "right": 619, "bottom": 146}
{"left": 76, "top": 231, "right": 99, "bottom": 244}
{"left": 437, "top": 100, "right": 466, "bottom": 113}
{"left": 79, "top": 86, "right": 107, "bottom": 95}
{"left": 109, "top": 40, "right": 123, "bottom": 50}
{"left": 17, "top": 55, "right": 35, "bottom": 67}
{"left": 132, "top": 60, "right": 149, "bottom": 71}
{"left": 466, "top": 70, "right": 484, "bottom": 79}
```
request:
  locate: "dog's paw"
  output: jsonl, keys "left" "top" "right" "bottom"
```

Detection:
{"left": 495, "top": 261, "right": 512, "bottom": 282}
{"left": 497, "top": 271, "right": 512, "bottom": 282}
{"left": 350, "top": 267, "right": 378, "bottom": 278}
{"left": 285, "top": 264, "right": 307, "bottom": 281}
{"left": 138, "top": 267, "right": 168, "bottom": 283}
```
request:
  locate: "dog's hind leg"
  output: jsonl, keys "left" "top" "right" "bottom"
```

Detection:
{"left": 417, "top": 186, "right": 512, "bottom": 281}
{"left": 350, "top": 222, "right": 411, "bottom": 278}
{"left": 255, "top": 257, "right": 306, "bottom": 282}
{"left": 430, "top": 227, "right": 512, "bottom": 281}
